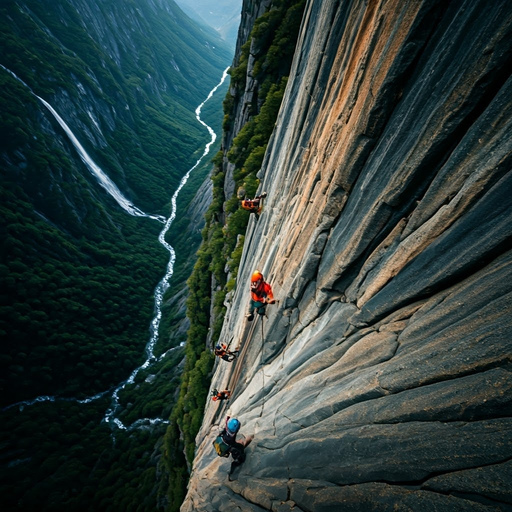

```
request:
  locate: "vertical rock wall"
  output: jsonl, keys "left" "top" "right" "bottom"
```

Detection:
{"left": 223, "top": 0, "right": 274, "bottom": 201}
{"left": 183, "top": 0, "right": 512, "bottom": 510}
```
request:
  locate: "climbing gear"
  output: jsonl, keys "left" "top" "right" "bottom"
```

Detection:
{"left": 227, "top": 418, "right": 241, "bottom": 434}
{"left": 214, "top": 344, "right": 227, "bottom": 355}
{"left": 228, "top": 451, "right": 247, "bottom": 479}
{"left": 222, "top": 352, "right": 237, "bottom": 362}
{"left": 213, "top": 435, "right": 231, "bottom": 457}
{"left": 251, "top": 271, "right": 263, "bottom": 281}
{"left": 241, "top": 199, "right": 253, "bottom": 210}
{"left": 241, "top": 193, "right": 266, "bottom": 214}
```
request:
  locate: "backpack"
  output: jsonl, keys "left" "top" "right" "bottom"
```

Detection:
{"left": 213, "top": 435, "right": 231, "bottom": 457}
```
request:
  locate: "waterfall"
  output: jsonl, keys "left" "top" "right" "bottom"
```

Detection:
{"left": 1, "top": 64, "right": 230, "bottom": 431}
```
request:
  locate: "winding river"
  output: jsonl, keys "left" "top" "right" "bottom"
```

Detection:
{"left": 2, "top": 64, "right": 229, "bottom": 430}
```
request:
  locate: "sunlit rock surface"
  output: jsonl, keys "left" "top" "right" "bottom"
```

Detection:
{"left": 183, "top": 0, "right": 512, "bottom": 510}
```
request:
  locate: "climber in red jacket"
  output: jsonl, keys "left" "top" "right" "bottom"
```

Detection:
{"left": 211, "top": 389, "right": 231, "bottom": 401}
{"left": 241, "top": 192, "right": 267, "bottom": 214}
{"left": 246, "top": 270, "right": 275, "bottom": 321}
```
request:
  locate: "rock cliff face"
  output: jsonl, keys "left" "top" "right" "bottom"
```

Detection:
{"left": 221, "top": 0, "right": 274, "bottom": 202}
{"left": 183, "top": 0, "right": 512, "bottom": 510}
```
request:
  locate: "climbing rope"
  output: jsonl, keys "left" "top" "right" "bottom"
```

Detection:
{"left": 227, "top": 316, "right": 258, "bottom": 392}
{"left": 212, "top": 300, "right": 277, "bottom": 422}
{"left": 259, "top": 313, "right": 266, "bottom": 418}
{"left": 225, "top": 335, "right": 235, "bottom": 351}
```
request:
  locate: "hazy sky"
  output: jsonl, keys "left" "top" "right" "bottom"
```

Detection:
{"left": 174, "top": 0, "right": 242, "bottom": 44}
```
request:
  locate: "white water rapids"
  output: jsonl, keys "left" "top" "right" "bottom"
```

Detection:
{"left": 2, "top": 64, "right": 229, "bottom": 430}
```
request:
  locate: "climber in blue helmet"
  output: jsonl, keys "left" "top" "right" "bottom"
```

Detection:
{"left": 218, "top": 416, "right": 253, "bottom": 479}
{"left": 214, "top": 343, "right": 239, "bottom": 362}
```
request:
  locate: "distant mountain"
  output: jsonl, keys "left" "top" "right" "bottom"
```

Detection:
{"left": 174, "top": 0, "right": 242, "bottom": 45}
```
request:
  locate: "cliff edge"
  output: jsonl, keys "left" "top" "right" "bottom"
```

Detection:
{"left": 184, "top": 0, "right": 512, "bottom": 510}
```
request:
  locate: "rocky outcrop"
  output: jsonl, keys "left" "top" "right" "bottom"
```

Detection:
{"left": 183, "top": 0, "right": 512, "bottom": 510}
{"left": 222, "top": 0, "right": 274, "bottom": 201}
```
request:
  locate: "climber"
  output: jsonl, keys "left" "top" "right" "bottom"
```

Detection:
{"left": 211, "top": 389, "right": 231, "bottom": 402}
{"left": 246, "top": 270, "right": 275, "bottom": 321}
{"left": 212, "top": 416, "right": 253, "bottom": 479}
{"left": 241, "top": 192, "right": 267, "bottom": 214}
{"left": 214, "top": 343, "right": 239, "bottom": 362}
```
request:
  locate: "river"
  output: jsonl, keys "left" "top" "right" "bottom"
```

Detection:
{"left": 1, "top": 64, "right": 229, "bottom": 430}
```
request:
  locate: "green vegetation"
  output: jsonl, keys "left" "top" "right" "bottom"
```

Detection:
{"left": 0, "top": 176, "right": 165, "bottom": 404}
{"left": 0, "top": 0, "right": 231, "bottom": 510}
{"left": 162, "top": 1, "right": 306, "bottom": 509}
{"left": 0, "top": 340, "right": 184, "bottom": 511}
{"left": 0, "top": 0, "right": 231, "bottom": 212}
{"left": 1, "top": 388, "right": 170, "bottom": 511}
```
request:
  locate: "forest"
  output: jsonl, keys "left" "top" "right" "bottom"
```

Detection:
{"left": 0, "top": 0, "right": 230, "bottom": 509}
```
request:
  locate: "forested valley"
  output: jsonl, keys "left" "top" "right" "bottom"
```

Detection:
{"left": 0, "top": 0, "right": 231, "bottom": 509}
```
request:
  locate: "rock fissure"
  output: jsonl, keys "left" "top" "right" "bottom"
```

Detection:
{"left": 446, "top": 491, "right": 512, "bottom": 511}
{"left": 281, "top": 413, "right": 306, "bottom": 430}
{"left": 373, "top": 455, "right": 512, "bottom": 490}
{"left": 376, "top": 359, "right": 512, "bottom": 403}
{"left": 230, "top": 487, "right": 271, "bottom": 511}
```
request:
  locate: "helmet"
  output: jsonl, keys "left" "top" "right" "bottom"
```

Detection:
{"left": 251, "top": 271, "right": 263, "bottom": 291}
{"left": 211, "top": 389, "right": 218, "bottom": 396}
{"left": 215, "top": 344, "right": 221, "bottom": 351}
{"left": 227, "top": 418, "right": 241, "bottom": 434}
{"left": 251, "top": 270, "right": 263, "bottom": 282}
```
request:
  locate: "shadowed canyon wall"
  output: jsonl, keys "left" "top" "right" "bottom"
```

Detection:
{"left": 183, "top": 0, "right": 512, "bottom": 510}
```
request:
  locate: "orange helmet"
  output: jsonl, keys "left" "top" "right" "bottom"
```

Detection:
{"left": 251, "top": 270, "right": 263, "bottom": 290}
{"left": 251, "top": 270, "right": 264, "bottom": 282}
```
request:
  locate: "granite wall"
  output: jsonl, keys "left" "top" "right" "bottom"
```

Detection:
{"left": 183, "top": 0, "right": 512, "bottom": 510}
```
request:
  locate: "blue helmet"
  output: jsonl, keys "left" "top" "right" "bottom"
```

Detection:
{"left": 227, "top": 418, "right": 240, "bottom": 434}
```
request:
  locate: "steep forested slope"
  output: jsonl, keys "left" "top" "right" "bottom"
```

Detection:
{"left": 0, "top": 0, "right": 232, "bottom": 510}
{"left": 1, "top": 0, "right": 231, "bottom": 403}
